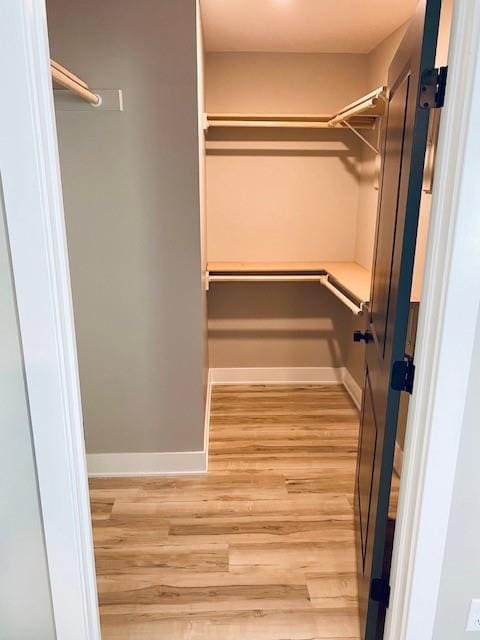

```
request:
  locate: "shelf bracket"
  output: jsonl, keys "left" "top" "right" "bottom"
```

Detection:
{"left": 341, "top": 119, "right": 380, "bottom": 154}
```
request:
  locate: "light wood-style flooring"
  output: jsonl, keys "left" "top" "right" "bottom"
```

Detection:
{"left": 90, "top": 384, "right": 362, "bottom": 639}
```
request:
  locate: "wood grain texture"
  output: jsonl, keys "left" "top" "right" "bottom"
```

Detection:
{"left": 90, "top": 384, "right": 362, "bottom": 639}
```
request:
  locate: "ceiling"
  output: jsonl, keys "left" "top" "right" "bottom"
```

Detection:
{"left": 201, "top": 0, "right": 418, "bottom": 54}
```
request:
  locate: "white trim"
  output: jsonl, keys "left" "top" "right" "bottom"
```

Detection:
{"left": 342, "top": 368, "right": 363, "bottom": 410}
{"left": 210, "top": 366, "right": 362, "bottom": 410}
{"left": 88, "top": 369, "right": 213, "bottom": 477}
{"left": 0, "top": 1, "right": 99, "bottom": 637}
{"left": 87, "top": 451, "right": 207, "bottom": 477}
{"left": 385, "top": 2, "right": 480, "bottom": 638}
{"left": 210, "top": 366, "right": 345, "bottom": 385}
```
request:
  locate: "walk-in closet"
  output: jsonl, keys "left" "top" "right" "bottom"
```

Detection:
{"left": 45, "top": 0, "right": 452, "bottom": 638}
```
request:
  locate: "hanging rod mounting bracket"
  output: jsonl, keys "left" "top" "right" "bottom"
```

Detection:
{"left": 341, "top": 119, "right": 380, "bottom": 154}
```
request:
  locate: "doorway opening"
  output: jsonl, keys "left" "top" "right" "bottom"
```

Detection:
{"left": 45, "top": 0, "right": 452, "bottom": 638}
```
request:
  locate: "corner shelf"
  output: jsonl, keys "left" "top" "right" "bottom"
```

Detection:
{"left": 206, "top": 261, "right": 372, "bottom": 316}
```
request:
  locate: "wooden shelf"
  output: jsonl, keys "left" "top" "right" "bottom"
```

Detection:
{"left": 206, "top": 113, "right": 377, "bottom": 131}
{"left": 208, "top": 261, "right": 328, "bottom": 273}
{"left": 207, "top": 261, "right": 423, "bottom": 306}
{"left": 208, "top": 113, "right": 331, "bottom": 122}
{"left": 207, "top": 261, "right": 372, "bottom": 305}
{"left": 321, "top": 262, "right": 372, "bottom": 303}
{"left": 205, "top": 88, "right": 387, "bottom": 133}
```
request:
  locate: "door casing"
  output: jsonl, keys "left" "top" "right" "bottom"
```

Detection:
{"left": 0, "top": 1, "right": 478, "bottom": 639}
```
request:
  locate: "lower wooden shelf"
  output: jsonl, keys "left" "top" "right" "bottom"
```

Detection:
{"left": 206, "top": 261, "right": 372, "bottom": 310}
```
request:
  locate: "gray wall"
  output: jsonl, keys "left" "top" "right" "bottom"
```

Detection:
{"left": 432, "top": 309, "right": 480, "bottom": 639}
{"left": 0, "top": 192, "right": 55, "bottom": 638}
{"left": 47, "top": 0, "right": 206, "bottom": 453}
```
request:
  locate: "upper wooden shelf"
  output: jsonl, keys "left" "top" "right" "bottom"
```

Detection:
{"left": 206, "top": 113, "right": 376, "bottom": 130}
{"left": 208, "top": 261, "right": 329, "bottom": 272}
{"left": 205, "top": 87, "right": 387, "bottom": 132}
{"left": 207, "top": 261, "right": 372, "bottom": 305}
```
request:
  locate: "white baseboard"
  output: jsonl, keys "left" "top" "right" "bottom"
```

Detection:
{"left": 88, "top": 371, "right": 213, "bottom": 478}
{"left": 343, "top": 368, "right": 363, "bottom": 410}
{"left": 210, "top": 366, "right": 345, "bottom": 385}
{"left": 87, "top": 450, "right": 207, "bottom": 477}
{"left": 211, "top": 365, "right": 363, "bottom": 410}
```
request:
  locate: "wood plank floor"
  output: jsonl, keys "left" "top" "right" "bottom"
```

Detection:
{"left": 90, "top": 384, "right": 361, "bottom": 639}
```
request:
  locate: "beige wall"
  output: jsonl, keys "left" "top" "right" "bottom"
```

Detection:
{"left": 206, "top": 52, "right": 366, "bottom": 263}
{"left": 206, "top": 52, "right": 369, "bottom": 114}
{"left": 206, "top": 52, "right": 368, "bottom": 369}
{"left": 197, "top": 2, "right": 210, "bottom": 395}
{"left": 207, "top": 141, "right": 361, "bottom": 262}
{"left": 47, "top": 0, "right": 206, "bottom": 454}
{"left": 354, "top": 23, "right": 410, "bottom": 271}
{"left": 208, "top": 283, "right": 354, "bottom": 369}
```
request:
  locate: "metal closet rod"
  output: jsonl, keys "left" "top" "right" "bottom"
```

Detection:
{"left": 50, "top": 59, "right": 100, "bottom": 106}
{"left": 207, "top": 274, "right": 323, "bottom": 283}
{"left": 319, "top": 275, "right": 364, "bottom": 316}
{"left": 205, "top": 272, "right": 364, "bottom": 316}
{"left": 328, "top": 86, "right": 387, "bottom": 126}
{"left": 328, "top": 86, "right": 387, "bottom": 154}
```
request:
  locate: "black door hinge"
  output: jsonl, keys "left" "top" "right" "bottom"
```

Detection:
{"left": 370, "top": 578, "right": 391, "bottom": 607}
{"left": 391, "top": 355, "right": 415, "bottom": 394}
{"left": 419, "top": 66, "right": 448, "bottom": 109}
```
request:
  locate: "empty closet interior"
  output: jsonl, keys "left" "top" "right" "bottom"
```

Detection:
{"left": 202, "top": 1, "right": 450, "bottom": 469}
{"left": 45, "top": 0, "right": 452, "bottom": 637}
{"left": 46, "top": 0, "right": 451, "bottom": 481}
{"left": 202, "top": 1, "right": 443, "bottom": 418}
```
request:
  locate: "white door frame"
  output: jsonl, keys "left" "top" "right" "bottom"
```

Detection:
{"left": 0, "top": 1, "right": 100, "bottom": 638}
{"left": 1, "top": 1, "right": 479, "bottom": 639}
